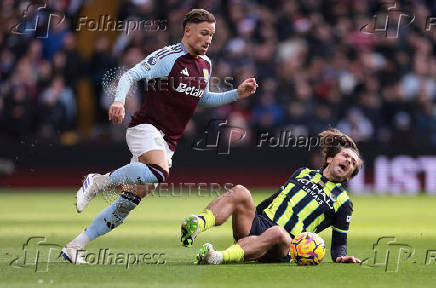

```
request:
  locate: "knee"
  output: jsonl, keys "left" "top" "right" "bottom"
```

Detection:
{"left": 267, "top": 226, "right": 291, "bottom": 246}
{"left": 145, "top": 164, "right": 169, "bottom": 183}
{"left": 231, "top": 185, "right": 252, "bottom": 204}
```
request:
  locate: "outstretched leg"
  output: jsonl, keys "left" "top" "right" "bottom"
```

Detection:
{"left": 196, "top": 226, "right": 291, "bottom": 264}
{"left": 63, "top": 150, "right": 168, "bottom": 264}
{"left": 181, "top": 184, "right": 256, "bottom": 247}
{"left": 75, "top": 150, "right": 169, "bottom": 213}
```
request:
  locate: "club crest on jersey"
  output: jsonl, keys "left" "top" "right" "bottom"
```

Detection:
{"left": 329, "top": 193, "right": 337, "bottom": 202}
{"left": 175, "top": 82, "right": 204, "bottom": 97}
{"left": 203, "top": 69, "right": 209, "bottom": 79}
{"left": 154, "top": 137, "right": 164, "bottom": 147}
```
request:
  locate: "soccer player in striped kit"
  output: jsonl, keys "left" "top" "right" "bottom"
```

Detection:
{"left": 182, "top": 129, "right": 362, "bottom": 264}
{"left": 61, "top": 9, "right": 258, "bottom": 264}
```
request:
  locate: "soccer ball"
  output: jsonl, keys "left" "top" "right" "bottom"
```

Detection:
{"left": 290, "top": 232, "right": 326, "bottom": 266}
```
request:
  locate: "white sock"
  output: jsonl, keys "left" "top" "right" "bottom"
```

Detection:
{"left": 95, "top": 174, "right": 111, "bottom": 190}
{"left": 209, "top": 251, "right": 223, "bottom": 264}
{"left": 69, "top": 231, "right": 90, "bottom": 248}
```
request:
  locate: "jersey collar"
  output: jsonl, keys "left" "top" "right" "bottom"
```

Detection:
{"left": 319, "top": 168, "right": 347, "bottom": 186}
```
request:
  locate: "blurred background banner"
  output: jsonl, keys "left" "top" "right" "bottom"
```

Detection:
{"left": 1, "top": 0, "right": 436, "bottom": 194}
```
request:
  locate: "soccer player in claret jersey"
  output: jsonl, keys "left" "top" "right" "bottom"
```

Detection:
{"left": 181, "top": 128, "right": 362, "bottom": 265}
{"left": 61, "top": 9, "right": 258, "bottom": 264}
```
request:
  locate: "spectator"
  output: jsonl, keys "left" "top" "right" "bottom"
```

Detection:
{"left": 252, "top": 93, "right": 284, "bottom": 129}
{"left": 337, "top": 107, "right": 374, "bottom": 142}
{"left": 0, "top": 0, "right": 435, "bottom": 147}
{"left": 39, "top": 76, "right": 76, "bottom": 137}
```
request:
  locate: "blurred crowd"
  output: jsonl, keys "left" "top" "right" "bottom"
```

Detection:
{"left": 1, "top": 0, "right": 436, "bottom": 147}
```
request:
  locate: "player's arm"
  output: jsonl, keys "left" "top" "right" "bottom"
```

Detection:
{"left": 255, "top": 189, "right": 281, "bottom": 214}
{"left": 331, "top": 199, "right": 361, "bottom": 263}
{"left": 109, "top": 52, "right": 171, "bottom": 124}
{"left": 199, "top": 78, "right": 258, "bottom": 107}
{"left": 109, "top": 62, "right": 148, "bottom": 124}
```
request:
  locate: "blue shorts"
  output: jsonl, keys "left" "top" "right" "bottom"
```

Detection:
{"left": 249, "top": 212, "right": 292, "bottom": 263}
{"left": 249, "top": 212, "right": 277, "bottom": 236}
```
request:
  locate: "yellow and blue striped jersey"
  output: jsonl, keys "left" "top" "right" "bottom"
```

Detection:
{"left": 256, "top": 167, "right": 353, "bottom": 237}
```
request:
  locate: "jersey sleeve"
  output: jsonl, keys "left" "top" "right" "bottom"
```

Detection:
{"left": 199, "top": 82, "right": 239, "bottom": 107}
{"left": 198, "top": 58, "right": 239, "bottom": 107}
{"left": 114, "top": 49, "right": 179, "bottom": 103}
{"left": 330, "top": 199, "right": 353, "bottom": 261}
{"left": 331, "top": 230, "right": 348, "bottom": 261}
{"left": 332, "top": 198, "right": 353, "bottom": 234}
{"left": 255, "top": 188, "right": 281, "bottom": 214}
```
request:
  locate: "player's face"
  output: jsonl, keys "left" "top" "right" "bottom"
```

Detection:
{"left": 184, "top": 22, "right": 215, "bottom": 55}
{"left": 326, "top": 148, "right": 359, "bottom": 182}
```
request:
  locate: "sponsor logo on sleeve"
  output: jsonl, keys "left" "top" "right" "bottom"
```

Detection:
{"left": 147, "top": 56, "right": 158, "bottom": 65}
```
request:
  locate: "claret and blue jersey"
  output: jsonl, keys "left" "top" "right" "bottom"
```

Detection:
{"left": 114, "top": 42, "right": 239, "bottom": 151}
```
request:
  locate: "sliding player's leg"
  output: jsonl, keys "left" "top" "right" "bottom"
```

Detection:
{"left": 196, "top": 226, "right": 291, "bottom": 265}
{"left": 181, "top": 184, "right": 255, "bottom": 247}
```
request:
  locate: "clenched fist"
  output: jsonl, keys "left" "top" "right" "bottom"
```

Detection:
{"left": 237, "top": 78, "right": 258, "bottom": 98}
{"left": 108, "top": 101, "right": 125, "bottom": 124}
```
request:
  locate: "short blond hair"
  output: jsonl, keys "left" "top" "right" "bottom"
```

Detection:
{"left": 183, "top": 9, "right": 215, "bottom": 29}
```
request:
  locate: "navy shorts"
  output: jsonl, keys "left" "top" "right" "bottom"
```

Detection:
{"left": 249, "top": 212, "right": 291, "bottom": 263}
{"left": 249, "top": 212, "right": 277, "bottom": 236}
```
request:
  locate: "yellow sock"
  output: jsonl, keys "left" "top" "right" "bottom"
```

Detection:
{"left": 198, "top": 209, "right": 215, "bottom": 232}
{"left": 221, "top": 244, "right": 245, "bottom": 263}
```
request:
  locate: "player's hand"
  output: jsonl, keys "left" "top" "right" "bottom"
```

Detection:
{"left": 237, "top": 77, "right": 258, "bottom": 98}
{"left": 108, "top": 101, "right": 125, "bottom": 124}
{"left": 336, "top": 256, "right": 361, "bottom": 263}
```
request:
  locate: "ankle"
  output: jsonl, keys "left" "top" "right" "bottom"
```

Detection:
{"left": 70, "top": 231, "right": 90, "bottom": 249}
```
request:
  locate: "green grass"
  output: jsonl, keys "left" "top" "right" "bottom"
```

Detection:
{"left": 1, "top": 189, "right": 436, "bottom": 287}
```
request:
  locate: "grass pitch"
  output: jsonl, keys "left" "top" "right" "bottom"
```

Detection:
{"left": 1, "top": 189, "right": 436, "bottom": 288}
